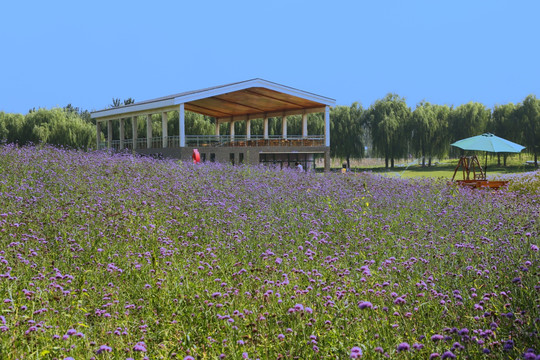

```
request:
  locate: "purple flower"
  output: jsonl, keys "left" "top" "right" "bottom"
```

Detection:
{"left": 294, "top": 304, "right": 304, "bottom": 312}
{"left": 431, "top": 334, "right": 443, "bottom": 342}
{"left": 397, "top": 342, "right": 410, "bottom": 352}
{"left": 430, "top": 354, "right": 440, "bottom": 359}
{"left": 133, "top": 341, "right": 147, "bottom": 352}
{"left": 358, "top": 301, "right": 373, "bottom": 309}
{"left": 184, "top": 356, "right": 195, "bottom": 360}
{"left": 350, "top": 346, "right": 363, "bottom": 358}
{"left": 441, "top": 351, "right": 456, "bottom": 359}
{"left": 96, "top": 345, "right": 112, "bottom": 354}
{"left": 278, "top": 334, "right": 285, "bottom": 340}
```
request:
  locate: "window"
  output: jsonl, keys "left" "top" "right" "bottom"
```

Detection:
{"left": 230, "top": 153, "right": 235, "bottom": 165}
{"left": 239, "top": 153, "right": 244, "bottom": 164}
{"left": 201, "top": 153, "right": 207, "bottom": 162}
{"left": 210, "top": 153, "right": 215, "bottom": 162}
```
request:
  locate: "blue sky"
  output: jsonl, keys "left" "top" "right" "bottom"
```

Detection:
{"left": 1, "top": 0, "right": 539, "bottom": 114}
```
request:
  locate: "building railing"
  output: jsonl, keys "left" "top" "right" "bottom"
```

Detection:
{"left": 105, "top": 135, "right": 324, "bottom": 150}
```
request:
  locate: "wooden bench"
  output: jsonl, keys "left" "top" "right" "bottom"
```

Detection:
{"left": 451, "top": 180, "right": 509, "bottom": 190}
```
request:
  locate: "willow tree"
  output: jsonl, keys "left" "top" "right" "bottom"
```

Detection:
{"left": 367, "top": 94, "right": 410, "bottom": 168}
{"left": 490, "top": 103, "right": 518, "bottom": 166}
{"left": 448, "top": 102, "right": 490, "bottom": 145}
{"left": 410, "top": 102, "right": 450, "bottom": 166}
{"left": 518, "top": 95, "right": 540, "bottom": 166}
{"left": 330, "top": 102, "right": 365, "bottom": 168}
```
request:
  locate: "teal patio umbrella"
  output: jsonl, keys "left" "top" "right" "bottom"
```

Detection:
{"left": 451, "top": 133, "right": 525, "bottom": 175}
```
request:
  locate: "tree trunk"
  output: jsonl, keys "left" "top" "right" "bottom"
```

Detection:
{"left": 385, "top": 156, "right": 389, "bottom": 169}
{"left": 503, "top": 154, "right": 507, "bottom": 167}
{"left": 391, "top": 157, "right": 395, "bottom": 168}
{"left": 346, "top": 154, "right": 350, "bottom": 170}
{"left": 497, "top": 154, "right": 501, "bottom": 166}
{"left": 535, "top": 153, "right": 538, "bottom": 168}
{"left": 428, "top": 157, "right": 432, "bottom": 167}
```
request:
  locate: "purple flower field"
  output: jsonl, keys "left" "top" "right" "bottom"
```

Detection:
{"left": 0, "top": 145, "right": 538, "bottom": 359}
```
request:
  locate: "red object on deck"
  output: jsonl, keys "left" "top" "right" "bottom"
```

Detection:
{"left": 192, "top": 149, "right": 200, "bottom": 164}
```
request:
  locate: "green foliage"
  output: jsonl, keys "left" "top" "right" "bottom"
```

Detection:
{"left": 448, "top": 102, "right": 491, "bottom": 150}
{"left": 367, "top": 94, "right": 411, "bottom": 168}
{"left": 0, "top": 108, "right": 95, "bottom": 149}
{"left": 330, "top": 103, "right": 365, "bottom": 166}
{"left": 518, "top": 95, "right": 540, "bottom": 164}
{"left": 410, "top": 102, "right": 450, "bottom": 166}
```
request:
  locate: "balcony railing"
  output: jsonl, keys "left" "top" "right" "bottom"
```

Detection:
{"left": 105, "top": 135, "right": 324, "bottom": 150}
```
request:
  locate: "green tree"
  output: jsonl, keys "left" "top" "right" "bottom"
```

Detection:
{"left": 331, "top": 103, "right": 365, "bottom": 168}
{"left": 448, "top": 102, "right": 491, "bottom": 155}
{"left": 490, "top": 103, "right": 519, "bottom": 166}
{"left": 410, "top": 102, "right": 450, "bottom": 166}
{"left": 21, "top": 108, "right": 95, "bottom": 149}
{"left": 367, "top": 94, "right": 410, "bottom": 168}
{"left": 518, "top": 95, "right": 540, "bottom": 166}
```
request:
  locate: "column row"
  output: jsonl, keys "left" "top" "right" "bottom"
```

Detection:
{"left": 215, "top": 112, "right": 311, "bottom": 141}
{"left": 97, "top": 110, "right": 174, "bottom": 150}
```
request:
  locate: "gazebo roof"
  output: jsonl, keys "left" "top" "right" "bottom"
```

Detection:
{"left": 91, "top": 79, "right": 335, "bottom": 121}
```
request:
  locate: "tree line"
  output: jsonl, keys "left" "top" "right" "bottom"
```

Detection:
{"left": 1, "top": 95, "right": 539, "bottom": 167}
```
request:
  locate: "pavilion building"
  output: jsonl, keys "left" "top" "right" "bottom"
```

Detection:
{"left": 90, "top": 79, "right": 335, "bottom": 171}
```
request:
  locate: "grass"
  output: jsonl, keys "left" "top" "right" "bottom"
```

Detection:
{"left": 345, "top": 156, "right": 538, "bottom": 179}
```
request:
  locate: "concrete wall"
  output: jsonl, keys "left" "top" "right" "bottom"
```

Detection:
{"left": 134, "top": 146, "right": 330, "bottom": 171}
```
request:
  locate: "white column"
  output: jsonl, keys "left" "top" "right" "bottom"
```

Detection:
{"left": 324, "top": 105, "right": 330, "bottom": 147}
{"left": 107, "top": 120, "right": 112, "bottom": 149}
{"left": 263, "top": 117, "right": 269, "bottom": 139}
{"left": 96, "top": 121, "right": 101, "bottom": 149}
{"left": 146, "top": 114, "right": 152, "bottom": 149}
{"left": 132, "top": 116, "right": 138, "bottom": 150}
{"left": 119, "top": 118, "right": 125, "bottom": 149}
{"left": 302, "top": 113, "right": 308, "bottom": 138}
{"left": 230, "top": 121, "right": 235, "bottom": 141}
{"left": 282, "top": 115, "right": 287, "bottom": 139}
{"left": 162, "top": 112, "right": 168, "bottom": 148}
{"left": 179, "top": 103, "right": 185, "bottom": 147}
{"left": 215, "top": 119, "right": 220, "bottom": 136}
{"left": 246, "top": 119, "right": 251, "bottom": 140}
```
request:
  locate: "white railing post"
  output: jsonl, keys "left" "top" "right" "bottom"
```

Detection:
{"left": 302, "top": 113, "right": 308, "bottom": 138}
{"left": 263, "top": 117, "right": 269, "bottom": 139}
{"left": 179, "top": 103, "right": 185, "bottom": 147}
{"left": 325, "top": 105, "right": 330, "bottom": 147}
{"left": 162, "top": 112, "right": 168, "bottom": 148}
{"left": 119, "top": 118, "right": 125, "bottom": 149}
{"left": 146, "top": 114, "right": 152, "bottom": 149}
{"left": 96, "top": 121, "right": 101, "bottom": 149}
{"left": 132, "top": 116, "right": 138, "bottom": 150}
{"left": 107, "top": 120, "right": 113, "bottom": 149}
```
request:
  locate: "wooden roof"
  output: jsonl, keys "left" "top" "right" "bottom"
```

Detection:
{"left": 91, "top": 79, "right": 335, "bottom": 121}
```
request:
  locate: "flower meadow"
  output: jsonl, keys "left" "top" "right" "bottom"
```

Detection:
{"left": 0, "top": 145, "right": 538, "bottom": 360}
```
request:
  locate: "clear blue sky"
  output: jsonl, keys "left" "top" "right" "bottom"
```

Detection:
{"left": 1, "top": 0, "right": 539, "bottom": 114}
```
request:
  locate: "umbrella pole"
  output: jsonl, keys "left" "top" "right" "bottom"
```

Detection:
{"left": 484, "top": 151, "right": 488, "bottom": 179}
